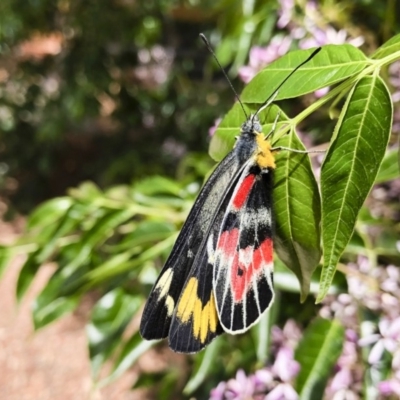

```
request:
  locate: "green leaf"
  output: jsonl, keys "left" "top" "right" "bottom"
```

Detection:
{"left": 183, "top": 337, "right": 222, "bottom": 395}
{"left": 16, "top": 203, "right": 85, "bottom": 300}
{"left": 80, "top": 251, "right": 133, "bottom": 288}
{"left": 371, "top": 33, "right": 400, "bottom": 59}
{"left": 16, "top": 249, "right": 43, "bottom": 301}
{"left": 133, "top": 176, "right": 183, "bottom": 197}
{"left": 27, "top": 197, "right": 73, "bottom": 229}
{"left": 157, "top": 370, "right": 181, "bottom": 400}
{"left": 273, "top": 129, "right": 322, "bottom": 301}
{"left": 319, "top": 75, "right": 393, "bottom": 302}
{"left": 98, "top": 331, "right": 155, "bottom": 387}
{"left": 88, "top": 288, "right": 142, "bottom": 378}
{"left": 375, "top": 147, "right": 400, "bottom": 183}
{"left": 33, "top": 294, "right": 80, "bottom": 329}
{"left": 115, "top": 220, "right": 175, "bottom": 252}
{"left": 274, "top": 257, "right": 345, "bottom": 296}
{"left": 0, "top": 245, "right": 12, "bottom": 279}
{"left": 251, "top": 299, "right": 279, "bottom": 364}
{"left": 241, "top": 45, "right": 368, "bottom": 103}
{"left": 209, "top": 103, "right": 245, "bottom": 162}
{"left": 374, "top": 229, "right": 400, "bottom": 257}
{"left": 68, "top": 181, "right": 103, "bottom": 201}
{"left": 28, "top": 208, "right": 134, "bottom": 326}
{"left": 80, "top": 233, "right": 177, "bottom": 289}
{"left": 60, "top": 208, "right": 137, "bottom": 278}
{"left": 35, "top": 203, "right": 86, "bottom": 264}
{"left": 133, "top": 372, "right": 165, "bottom": 389}
{"left": 31, "top": 257, "right": 89, "bottom": 328}
{"left": 295, "top": 318, "right": 345, "bottom": 400}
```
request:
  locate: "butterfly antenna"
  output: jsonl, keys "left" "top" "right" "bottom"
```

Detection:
{"left": 254, "top": 47, "right": 322, "bottom": 116}
{"left": 200, "top": 33, "right": 249, "bottom": 120}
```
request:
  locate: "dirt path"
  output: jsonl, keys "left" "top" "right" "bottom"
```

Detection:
{"left": 0, "top": 220, "right": 141, "bottom": 400}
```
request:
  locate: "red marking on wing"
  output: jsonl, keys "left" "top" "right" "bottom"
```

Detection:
{"left": 231, "top": 251, "right": 244, "bottom": 302}
{"left": 254, "top": 238, "right": 273, "bottom": 266}
{"left": 217, "top": 228, "right": 239, "bottom": 255}
{"left": 232, "top": 174, "right": 256, "bottom": 210}
{"left": 231, "top": 239, "right": 273, "bottom": 302}
{"left": 231, "top": 246, "right": 252, "bottom": 302}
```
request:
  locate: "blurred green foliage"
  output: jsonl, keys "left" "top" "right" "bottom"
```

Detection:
{"left": 0, "top": 0, "right": 232, "bottom": 211}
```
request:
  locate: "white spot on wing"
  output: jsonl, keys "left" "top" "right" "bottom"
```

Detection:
{"left": 165, "top": 295, "right": 175, "bottom": 316}
{"left": 242, "top": 207, "right": 272, "bottom": 230}
{"left": 239, "top": 246, "right": 253, "bottom": 267}
{"left": 155, "top": 268, "right": 173, "bottom": 299}
{"left": 207, "top": 233, "right": 215, "bottom": 264}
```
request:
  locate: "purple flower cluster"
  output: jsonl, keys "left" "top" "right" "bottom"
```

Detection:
{"left": 238, "top": 0, "right": 364, "bottom": 84}
{"left": 325, "top": 329, "right": 362, "bottom": 400}
{"left": 238, "top": 37, "right": 292, "bottom": 83}
{"left": 389, "top": 61, "right": 400, "bottom": 133}
{"left": 210, "top": 253, "right": 400, "bottom": 399}
{"left": 320, "top": 256, "right": 400, "bottom": 398}
{"left": 210, "top": 321, "right": 301, "bottom": 400}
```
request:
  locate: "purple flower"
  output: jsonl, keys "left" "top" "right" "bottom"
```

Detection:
{"left": 277, "top": 0, "right": 294, "bottom": 28}
{"left": 209, "top": 334, "right": 300, "bottom": 399}
{"left": 319, "top": 292, "right": 358, "bottom": 327}
{"left": 389, "top": 61, "right": 400, "bottom": 102}
{"left": 325, "top": 328, "right": 361, "bottom": 399}
{"left": 265, "top": 383, "right": 299, "bottom": 400}
{"left": 271, "top": 319, "right": 302, "bottom": 350}
{"left": 238, "top": 36, "right": 292, "bottom": 83}
{"left": 359, "top": 318, "right": 400, "bottom": 365}
{"left": 392, "top": 348, "right": 400, "bottom": 370}
{"left": 223, "top": 369, "right": 255, "bottom": 400}
{"left": 299, "top": 26, "right": 364, "bottom": 49}
{"left": 393, "top": 107, "right": 400, "bottom": 133}
{"left": 209, "top": 117, "right": 222, "bottom": 137}
{"left": 272, "top": 347, "right": 300, "bottom": 382}
{"left": 378, "top": 376, "right": 400, "bottom": 397}
{"left": 253, "top": 368, "right": 274, "bottom": 392}
{"left": 337, "top": 331, "right": 358, "bottom": 368}
{"left": 381, "top": 265, "right": 400, "bottom": 294}
{"left": 345, "top": 257, "right": 383, "bottom": 311}
{"left": 259, "top": 347, "right": 300, "bottom": 400}
{"left": 329, "top": 367, "right": 353, "bottom": 392}
{"left": 314, "top": 87, "right": 330, "bottom": 98}
{"left": 276, "top": 0, "right": 364, "bottom": 50}
{"left": 326, "top": 363, "right": 362, "bottom": 400}
{"left": 210, "top": 382, "right": 227, "bottom": 400}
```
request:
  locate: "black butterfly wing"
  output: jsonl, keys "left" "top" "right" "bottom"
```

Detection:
{"left": 167, "top": 165, "right": 247, "bottom": 352}
{"left": 140, "top": 150, "right": 244, "bottom": 341}
{"left": 213, "top": 166, "right": 275, "bottom": 334}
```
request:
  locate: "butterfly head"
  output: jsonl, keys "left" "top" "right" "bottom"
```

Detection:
{"left": 241, "top": 114, "right": 263, "bottom": 136}
{"left": 238, "top": 115, "right": 276, "bottom": 170}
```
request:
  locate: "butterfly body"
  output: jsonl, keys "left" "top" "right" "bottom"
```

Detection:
{"left": 140, "top": 115, "right": 276, "bottom": 353}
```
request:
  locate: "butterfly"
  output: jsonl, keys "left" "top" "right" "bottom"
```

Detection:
{"left": 140, "top": 39, "right": 321, "bottom": 353}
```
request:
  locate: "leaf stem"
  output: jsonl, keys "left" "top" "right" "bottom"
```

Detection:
{"left": 274, "top": 48, "right": 400, "bottom": 141}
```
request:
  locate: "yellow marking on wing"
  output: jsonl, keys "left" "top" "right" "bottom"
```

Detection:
{"left": 208, "top": 293, "right": 218, "bottom": 333}
{"left": 199, "top": 293, "right": 218, "bottom": 343}
{"left": 255, "top": 134, "right": 276, "bottom": 169}
{"left": 193, "top": 297, "right": 202, "bottom": 339}
{"left": 177, "top": 277, "right": 198, "bottom": 323}
{"left": 176, "top": 277, "right": 219, "bottom": 343}
{"left": 156, "top": 268, "right": 173, "bottom": 299}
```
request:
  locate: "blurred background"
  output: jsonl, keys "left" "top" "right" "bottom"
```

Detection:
{"left": 1, "top": 0, "right": 400, "bottom": 399}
